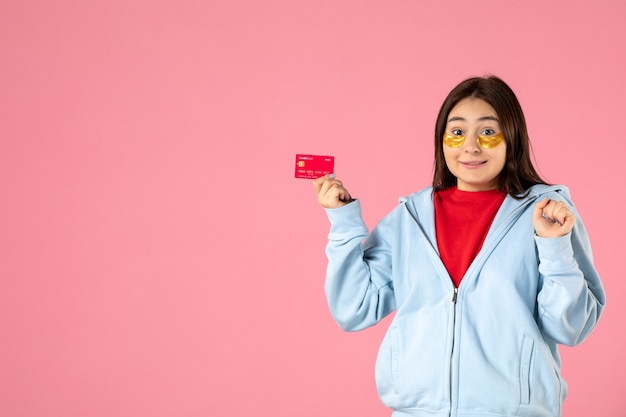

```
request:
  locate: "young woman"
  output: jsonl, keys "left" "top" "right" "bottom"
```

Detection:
{"left": 313, "top": 76, "right": 605, "bottom": 417}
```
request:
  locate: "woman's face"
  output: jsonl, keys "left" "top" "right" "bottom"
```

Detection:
{"left": 443, "top": 98, "right": 507, "bottom": 191}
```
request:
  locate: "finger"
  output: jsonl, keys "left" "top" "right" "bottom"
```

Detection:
{"left": 317, "top": 181, "right": 347, "bottom": 207}
{"left": 546, "top": 201, "right": 561, "bottom": 216}
{"left": 555, "top": 205, "right": 575, "bottom": 227}
{"left": 314, "top": 177, "right": 341, "bottom": 201}
{"left": 533, "top": 198, "right": 551, "bottom": 219}
{"left": 534, "top": 199, "right": 565, "bottom": 227}
{"left": 545, "top": 201, "right": 575, "bottom": 227}
{"left": 331, "top": 183, "right": 352, "bottom": 203}
{"left": 322, "top": 181, "right": 353, "bottom": 207}
{"left": 337, "top": 186, "right": 352, "bottom": 202}
{"left": 545, "top": 201, "right": 565, "bottom": 223}
{"left": 319, "top": 178, "right": 343, "bottom": 197}
{"left": 312, "top": 174, "right": 334, "bottom": 194}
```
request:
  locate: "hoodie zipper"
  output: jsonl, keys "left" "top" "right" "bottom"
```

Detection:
{"left": 449, "top": 287, "right": 458, "bottom": 417}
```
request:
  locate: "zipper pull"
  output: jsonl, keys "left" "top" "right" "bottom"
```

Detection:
{"left": 452, "top": 287, "right": 458, "bottom": 303}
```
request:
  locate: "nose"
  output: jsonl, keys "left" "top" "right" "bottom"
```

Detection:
{"left": 462, "top": 133, "right": 481, "bottom": 153}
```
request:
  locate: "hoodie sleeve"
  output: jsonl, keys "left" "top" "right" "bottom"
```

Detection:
{"left": 535, "top": 194, "right": 606, "bottom": 346}
{"left": 323, "top": 200, "right": 396, "bottom": 331}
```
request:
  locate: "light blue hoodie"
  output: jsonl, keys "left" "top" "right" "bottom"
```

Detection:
{"left": 323, "top": 184, "right": 605, "bottom": 417}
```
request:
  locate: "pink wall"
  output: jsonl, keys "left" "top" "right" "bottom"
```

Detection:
{"left": 1, "top": 0, "right": 624, "bottom": 415}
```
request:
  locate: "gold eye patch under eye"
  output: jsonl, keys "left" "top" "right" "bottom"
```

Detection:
{"left": 443, "top": 134, "right": 466, "bottom": 148}
{"left": 477, "top": 133, "right": 505, "bottom": 149}
{"left": 443, "top": 133, "right": 505, "bottom": 149}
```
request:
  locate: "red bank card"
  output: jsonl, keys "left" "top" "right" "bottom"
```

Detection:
{"left": 294, "top": 154, "right": 334, "bottom": 179}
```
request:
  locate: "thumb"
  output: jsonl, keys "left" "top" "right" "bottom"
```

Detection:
{"left": 533, "top": 197, "right": 550, "bottom": 215}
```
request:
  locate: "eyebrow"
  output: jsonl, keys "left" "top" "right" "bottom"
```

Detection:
{"left": 447, "top": 115, "right": 500, "bottom": 123}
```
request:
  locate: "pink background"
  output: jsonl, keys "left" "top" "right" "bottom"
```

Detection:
{"left": 1, "top": 1, "right": 624, "bottom": 416}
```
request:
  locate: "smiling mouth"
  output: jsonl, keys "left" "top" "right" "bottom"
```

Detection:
{"left": 461, "top": 161, "right": 487, "bottom": 166}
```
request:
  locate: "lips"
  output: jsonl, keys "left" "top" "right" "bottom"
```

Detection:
{"left": 460, "top": 161, "right": 487, "bottom": 169}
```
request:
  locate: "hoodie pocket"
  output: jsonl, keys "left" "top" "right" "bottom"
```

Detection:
{"left": 375, "top": 326, "right": 400, "bottom": 394}
{"left": 519, "top": 335, "right": 535, "bottom": 404}
{"left": 389, "top": 326, "right": 399, "bottom": 393}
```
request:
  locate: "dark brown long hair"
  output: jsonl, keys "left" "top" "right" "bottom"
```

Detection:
{"left": 433, "top": 75, "right": 546, "bottom": 197}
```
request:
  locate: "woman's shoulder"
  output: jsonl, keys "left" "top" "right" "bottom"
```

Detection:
{"left": 525, "top": 183, "right": 572, "bottom": 201}
{"left": 399, "top": 186, "right": 434, "bottom": 205}
{"left": 378, "top": 186, "right": 435, "bottom": 223}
